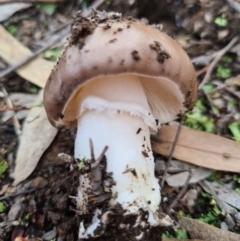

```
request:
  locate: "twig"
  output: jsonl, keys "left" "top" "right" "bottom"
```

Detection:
{"left": 89, "top": 138, "right": 95, "bottom": 161}
{"left": 0, "top": 106, "right": 29, "bottom": 112}
{"left": 196, "top": 65, "right": 209, "bottom": 77}
{"left": 202, "top": 91, "right": 219, "bottom": 117}
{"left": 199, "top": 36, "right": 239, "bottom": 89}
{"left": 0, "top": 0, "right": 105, "bottom": 81}
{"left": 166, "top": 169, "right": 194, "bottom": 214}
{"left": 0, "top": 188, "right": 36, "bottom": 201}
{"left": 1, "top": 86, "right": 21, "bottom": 135}
{"left": 161, "top": 120, "right": 183, "bottom": 189}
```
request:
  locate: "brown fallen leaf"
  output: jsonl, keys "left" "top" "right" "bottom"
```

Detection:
{"left": 179, "top": 216, "right": 240, "bottom": 241}
{"left": 0, "top": 24, "right": 54, "bottom": 88}
{"left": 152, "top": 125, "right": 240, "bottom": 172}
{"left": 13, "top": 90, "right": 58, "bottom": 186}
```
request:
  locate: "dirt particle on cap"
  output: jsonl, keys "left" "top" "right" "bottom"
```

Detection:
{"left": 149, "top": 41, "right": 171, "bottom": 63}
{"left": 109, "top": 38, "right": 117, "bottom": 43}
{"left": 117, "top": 27, "right": 123, "bottom": 31}
{"left": 108, "top": 57, "right": 113, "bottom": 63}
{"left": 132, "top": 50, "right": 141, "bottom": 61}
{"left": 127, "top": 24, "right": 131, "bottom": 28}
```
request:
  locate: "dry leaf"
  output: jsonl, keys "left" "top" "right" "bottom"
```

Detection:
{"left": 13, "top": 90, "right": 58, "bottom": 186}
{"left": 165, "top": 168, "right": 213, "bottom": 187}
{"left": 152, "top": 125, "right": 240, "bottom": 172}
{"left": 0, "top": 3, "right": 31, "bottom": 22}
{"left": 0, "top": 25, "right": 54, "bottom": 88}
{"left": 200, "top": 180, "right": 240, "bottom": 213}
{"left": 179, "top": 216, "right": 240, "bottom": 241}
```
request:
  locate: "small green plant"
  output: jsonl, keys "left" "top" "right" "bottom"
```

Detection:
{"left": 7, "top": 25, "right": 18, "bottom": 36}
{"left": 44, "top": 48, "right": 61, "bottom": 61}
{"left": 0, "top": 158, "right": 8, "bottom": 180}
{"left": 216, "top": 66, "right": 231, "bottom": 79}
{"left": 77, "top": 161, "right": 84, "bottom": 170}
{"left": 37, "top": 3, "right": 57, "bottom": 15}
{"left": 0, "top": 202, "right": 5, "bottom": 213}
{"left": 214, "top": 17, "right": 228, "bottom": 27}
{"left": 229, "top": 122, "right": 240, "bottom": 142}
{"left": 23, "top": 213, "right": 30, "bottom": 221}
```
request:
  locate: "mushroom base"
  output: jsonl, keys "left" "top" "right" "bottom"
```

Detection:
{"left": 78, "top": 205, "right": 172, "bottom": 241}
{"left": 75, "top": 110, "right": 172, "bottom": 239}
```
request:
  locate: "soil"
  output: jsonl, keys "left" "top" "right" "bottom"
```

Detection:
{"left": 0, "top": 0, "right": 240, "bottom": 240}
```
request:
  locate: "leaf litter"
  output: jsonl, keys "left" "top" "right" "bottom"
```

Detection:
{"left": 0, "top": 0, "right": 240, "bottom": 240}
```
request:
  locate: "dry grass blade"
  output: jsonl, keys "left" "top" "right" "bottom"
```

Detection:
{"left": 152, "top": 125, "right": 240, "bottom": 172}
{"left": 179, "top": 216, "right": 240, "bottom": 241}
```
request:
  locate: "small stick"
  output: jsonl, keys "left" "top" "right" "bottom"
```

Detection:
{"left": 166, "top": 169, "right": 194, "bottom": 214}
{"left": 0, "top": 29, "right": 68, "bottom": 80}
{"left": 0, "top": 188, "right": 36, "bottom": 201}
{"left": 1, "top": 86, "right": 21, "bottom": 135}
{"left": 199, "top": 36, "right": 239, "bottom": 89}
{"left": 161, "top": 120, "right": 183, "bottom": 188}
{"left": 89, "top": 138, "right": 95, "bottom": 161}
{"left": 0, "top": 106, "right": 29, "bottom": 112}
{"left": 88, "top": 138, "right": 108, "bottom": 168}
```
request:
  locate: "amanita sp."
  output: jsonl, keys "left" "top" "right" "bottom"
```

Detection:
{"left": 44, "top": 11, "right": 198, "bottom": 240}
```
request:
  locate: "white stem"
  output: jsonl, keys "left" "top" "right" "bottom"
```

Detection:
{"left": 75, "top": 110, "right": 161, "bottom": 214}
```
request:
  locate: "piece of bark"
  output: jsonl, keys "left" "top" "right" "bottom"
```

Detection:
{"left": 179, "top": 216, "right": 240, "bottom": 241}
{"left": 152, "top": 125, "right": 240, "bottom": 172}
{"left": 0, "top": 25, "right": 54, "bottom": 87}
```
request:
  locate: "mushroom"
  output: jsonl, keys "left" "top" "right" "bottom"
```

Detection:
{"left": 44, "top": 11, "right": 198, "bottom": 240}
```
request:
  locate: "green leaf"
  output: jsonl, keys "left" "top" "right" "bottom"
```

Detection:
{"left": 175, "top": 228, "right": 189, "bottom": 239}
{"left": 37, "top": 3, "right": 57, "bottom": 16}
{"left": 0, "top": 202, "right": 5, "bottom": 213}
{"left": 216, "top": 66, "right": 231, "bottom": 79}
{"left": 23, "top": 213, "right": 30, "bottom": 221}
{"left": 0, "top": 158, "right": 8, "bottom": 179}
{"left": 235, "top": 188, "right": 240, "bottom": 195}
{"left": 185, "top": 112, "right": 215, "bottom": 133}
{"left": 202, "top": 84, "right": 215, "bottom": 93}
{"left": 77, "top": 161, "right": 84, "bottom": 170}
{"left": 44, "top": 48, "right": 61, "bottom": 61}
{"left": 28, "top": 86, "right": 38, "bottom": 94}
{"left": 198, "top": 212, "right": 218, "bottom": 224}
{"left": 228, "top": 122, "right": 240, "bottom": 141}
{"left": 7, "top": 25, "right": 18, "bottom": 36}
{"left": 214, "top": 17, "right": 228, "bottom": 27}
{"left": 233, "top": 174, "right": 240, "bottom": 184}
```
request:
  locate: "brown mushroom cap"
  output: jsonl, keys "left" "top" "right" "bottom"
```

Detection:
{"left": 44, "top": 12, "right": 198, "bottom": 128}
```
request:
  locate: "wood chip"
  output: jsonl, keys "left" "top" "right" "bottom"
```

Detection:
{"left": 152, "top": 125, "right": 240, "bottom": 172}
